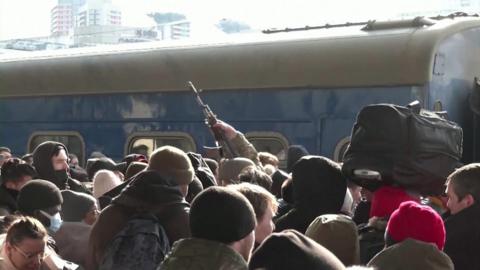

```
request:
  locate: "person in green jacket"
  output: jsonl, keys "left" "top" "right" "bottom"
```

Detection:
{"left": 161, "top": 186, "right": 257, "bottom": 270}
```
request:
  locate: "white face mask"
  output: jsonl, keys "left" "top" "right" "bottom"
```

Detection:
{"left": 40, "top": 210, "right": 63, "bottom": 233}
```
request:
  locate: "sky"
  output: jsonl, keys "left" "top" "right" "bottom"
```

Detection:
{"left": 0, "top": 0, "right": 473, "bottom": 41}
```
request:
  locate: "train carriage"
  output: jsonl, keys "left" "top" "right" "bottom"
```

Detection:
{"left": 1, "top": 15, "right": 480, "bottom": 166}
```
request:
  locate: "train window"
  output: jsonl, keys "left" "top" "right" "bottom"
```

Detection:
{"left": 245, "top": 132, "right": 289, "bottom": 168}
{"left": 126, "top": 132, "right": 196, "bottom": 157}
{"left": 28, "top": 131, "right": 85, "bottom": 166}
{"left": 333, "top": 136, "right": 351, "bottom": 162}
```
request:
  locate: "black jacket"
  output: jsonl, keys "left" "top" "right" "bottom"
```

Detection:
{"left": 0, "top": 185, "right": 18, "bottom": 216}
{"left": 444, "top": 203, "right": 480, "bottom": 270}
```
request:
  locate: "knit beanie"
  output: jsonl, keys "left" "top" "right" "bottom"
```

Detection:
{"left": 249, "top": 229, "right": 346, "bottom": 270}
{"left": 17, "top": 179, "right": 63, "bottom": 215}
{"left": 61, "top": 190, "right": 96, "bottom": 222}
{"left": 93, "top": 169, "right": 122, "bottom": 198}
{"left": 190, "top": 186, "right": 256, "bottom": 244}
{"left": 369, "top": 185, "right": 420, "bottom": 218}
{"left": 306, "top": 214, "right": 360, "bottom": 266}
{"left": 218, "top": 157, "right": 255, "bottom": 185}
{"left": 147, "top": 146, "right": 194, "bottom": 186}
{"left": 124, "top": 161, "right": 148, "bottom": 180}
{"left": 386, "top": 201, "right": 446, "bottom": 250}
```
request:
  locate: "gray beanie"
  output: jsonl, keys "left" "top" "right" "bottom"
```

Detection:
{"left": 190, "top": 186, "right": 256, "bottom": 244}
{"left": 61, "top": 190, "right": 97, "bottom": 222}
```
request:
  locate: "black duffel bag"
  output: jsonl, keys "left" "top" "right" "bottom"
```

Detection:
{"left": 342, "top": 101, "right": 463, "bottom": 195}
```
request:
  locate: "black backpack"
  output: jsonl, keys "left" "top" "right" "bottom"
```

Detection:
{"left": 99, "top": 213, "right": 170, "bottom": 270}
{"left": 342, "top": 101, "right": 463, "bottom": 195}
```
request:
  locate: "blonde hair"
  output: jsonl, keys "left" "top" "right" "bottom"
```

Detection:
{"left": 228, "top": 182, "right": 278, "bottom": 221}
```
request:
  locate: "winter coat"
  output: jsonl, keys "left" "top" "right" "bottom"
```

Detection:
{"left": 368, "top": 238, "right": 454, "bottom": 270}
{"left": 53, "top": 222, "right": 91, "bottom": 268}
{"left": 275, "top": 156, "right": 346, "bottom": 233}
{"left": 86, "top": 170, "right": 190, "bottom": 270}
{"left": 160, "top": 238, "right": 248, "bottom": 270}
{"left": 444, "top": 203, "right": 480, "bottom": 270}
{"left": 0, "top": 185, "right": 18, "bottom": 216}
{"left": 32, "top": 141, "right": 90, "bottom": 194}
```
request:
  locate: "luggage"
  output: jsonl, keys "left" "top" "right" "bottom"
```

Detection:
{"left": 342, "top": 101, "right": 463, "bottom": 195}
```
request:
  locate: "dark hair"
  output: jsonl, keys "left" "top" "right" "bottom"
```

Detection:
{"left": 6, "top": 216, "right": 47, "bottom": 246}
{"left": 447, "top": 163, "right": 480, "bottom": 201}
{"left": 1, "top": 158, "right": 37, "bottom": 183}
{"left": 238, "top": 167, "right": 273, "bottom": 191}
{"left": 52, "top": 145, "right": 66, "bottom": 157}
{"left": 0, "top": 146, "right": 11, "bottom": 154}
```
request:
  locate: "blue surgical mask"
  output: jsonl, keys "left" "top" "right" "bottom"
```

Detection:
{"left": 40, "top": 210, "right": 63, "bottom": 233}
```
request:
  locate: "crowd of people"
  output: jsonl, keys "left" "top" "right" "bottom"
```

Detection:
{"left": 0, "top": 120, "right": 478, "bottom": 270}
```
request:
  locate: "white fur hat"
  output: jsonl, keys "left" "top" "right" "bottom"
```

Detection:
{"left": 93, "top": 169, "right": 122, "bottom": 198}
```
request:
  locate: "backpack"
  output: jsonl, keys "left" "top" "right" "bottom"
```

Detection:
{"left": 99, "top": 213, "right": 170, "bottom": 270}
{"left": 342, "top": 101, "right": 463, "bottom": 195}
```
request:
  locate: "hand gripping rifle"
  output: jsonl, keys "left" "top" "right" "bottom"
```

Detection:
{"left": 187, "top": 81, "right": 238, "bottom": 158}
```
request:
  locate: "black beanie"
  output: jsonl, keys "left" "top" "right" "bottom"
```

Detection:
{"left": 190, "top": 186, "right": 256, "bottom": 244}
{"left": 61, "top": 190, "right": 96, "bottom": 222}
{"left": 18, "top": 179, "right": 63, "bottom": 215}
{"left": 249, "top": 229, "right": 345, "bottom": 270}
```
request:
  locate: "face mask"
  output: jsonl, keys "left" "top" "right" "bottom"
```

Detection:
{"left": 41, "top": 210, "right": 63, "bottom": 233}
{"left": 54, "top": 170, "right": 69, "bottom": 188}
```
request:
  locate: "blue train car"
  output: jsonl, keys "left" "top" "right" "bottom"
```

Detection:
{"left": 1, "top": 16, "right": 480, "bottom": 166}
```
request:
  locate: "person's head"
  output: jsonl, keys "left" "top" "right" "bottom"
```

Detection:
{"left": 86, "top": 157, "right": 126, "bottom": 181}
{"left": 21, "top": 154, "right": 34, "bottom": 166}
{"left": 204, "top": 158, "right": 219, "bottom": 180}
{"left": 92, "top": 169, "right": 122, "bottom": 198}
{"left": 286, "top": 145, "right": 309, "bottom": 173}
{"left": 258, "top": 152, "right": 279, "bottom": 168}
{"left": 17, "top": 180, "right": 63, "bottom": 234}
{"left": 369, "top": 185, "right": 420, "bottom": 218}
{"left": 445, "top": 163, "right": 480, "bottom": 215}
{"left": 306, "top": 214, "right": 360, "bottom": 266}
{"left": 147, "top": 145, "right": 194, "bottom": 197}
{"left": 124, "top": 161, "right": 148, "bottom": 180}
{"left": 281, "top": 177, "right": 293, "bottom": 204}
{"left": 68, "top": 154, "right": 79, "bottom": 167}
{"left": 4, "top": 216, "right": 48, "bottom": 270}
{"left": 218, "top": 157, "right": 255, "bottom": 186}
{"left": 1, "top": 158, "right": 37, "bottom": 191}
{"left": 238, "top": 167, "right": 273, "bottom": 191}
{"left": 190, "top": 186, "right": 257, "bottom": 261}
{"left": 292, "top": 155, "right": 346, "bottom": 213}
{"left": 229, "top": 183, "right": 279, "bottom": 245}
{"left": 60, "top": 190, "right": 99, "bottom": 225}
{"left": 249, "top": 229, "right": 346, "bottom": 270}
{"left": 385, "top": 201, "right": 445, "bottom": 250}
{"left": 32, "top": 142, "right": 70, "bottom": 188}
{"left": 0, "top": 146, "right": 12, "bottom": 167}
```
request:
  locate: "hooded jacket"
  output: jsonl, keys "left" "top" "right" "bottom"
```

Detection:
{"left": 275, "top": 156, "right": 347, "bottom": 233}
{"left": 368, "top": 238, "right": 454, "bottom": 270}
{"left": 161, "top": 238, "right": 248, "bottom": 270}
{"left": 444, "top": 203, "right": 480, "bottom": 270}
{"left": 86, "top": 170, "right": 190, "bottom": 270}
{"left": 32, "top": 141, "right": 89, "bottom": 194}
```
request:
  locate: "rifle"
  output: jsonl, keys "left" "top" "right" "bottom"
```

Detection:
{"left": 187, "top": 81, "right": 238, "bottom": 158}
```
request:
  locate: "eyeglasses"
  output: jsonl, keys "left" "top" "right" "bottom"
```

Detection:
{"left": 13, "top": 245, "right": 49, "bottom": 261}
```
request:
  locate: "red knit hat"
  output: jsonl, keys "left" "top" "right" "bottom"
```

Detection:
{"left": 369, "top": 185, "right": 419, "bottom": 218}
{"left": 386, "top": 201, "right": 446, "bottom": 250}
